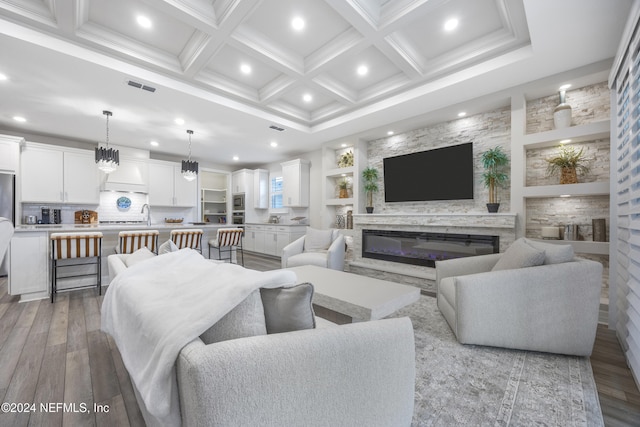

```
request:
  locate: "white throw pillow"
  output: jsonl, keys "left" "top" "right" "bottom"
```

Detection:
{"left": 491, "top": 238, "right": 545, "bottom": 271}
{"left": 158, "top": 239, "right": 179, "bottom": 255}
{"left": 124, "top": 247, "right": 157, "bottom": 267}
{"left": 523, "top": 238, "right": 574, "bottom": 265}
{"left": 304, "top": 227, "right": 333, "bottom": 252}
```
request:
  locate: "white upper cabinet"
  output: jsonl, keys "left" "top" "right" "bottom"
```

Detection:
{"left": 232, "top": 169, "right": 252, "bottom": 194}
{"left": 253, "top": 169, "right": 269, "bottom": 209}
{"left": 0, "top": 135, "right": 21, "bottom": 173}
{"left": 21, "top": 143, "right": 98, "bottom": 204}
{"left": 148, "top": 161, "right": 197, "bottom": 207}
{"left": 281, "top": 159, "right": 310, "bottom": 207}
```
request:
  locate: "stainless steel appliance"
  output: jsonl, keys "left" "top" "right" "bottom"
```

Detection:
{"left": 232, "top": 212, "right": 244, "bottom": 225}
{"left": 0, "top": 173, "right": 15, "bottom": 276}
{"left": 41, "top": 207, "right": 62, "bottom": 224}
{"left": 233, "top": 194, "right": 245, "bottom": 210}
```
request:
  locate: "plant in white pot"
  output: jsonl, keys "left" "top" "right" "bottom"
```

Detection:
{"left": 481, "top": 146, "right": 509, "bottom": 213}
{"left": 362, "top": 167, "right": 379, "bottom": 213}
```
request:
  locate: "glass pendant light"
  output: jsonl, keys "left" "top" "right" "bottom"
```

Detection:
{"left": 95, "top": 110, "right": 119, "bottom": 173}
{"left": 181, "top": 129, "right": 198, "bottom": 181}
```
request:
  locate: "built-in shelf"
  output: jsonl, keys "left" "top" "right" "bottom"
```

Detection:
{"left": 530, "top": 238, "right": 609, "bottom": 255}
{"left": 522, "top": 120, "right": 610, "bottom": 149}
{"left": 325, "top": 166, "right": 355, "bottom": 178}
{"left": 522, "top": 181, "right": 610, "bottom": 198}
{"left": 326, "top": 198, "right": 354, "bottom": 205}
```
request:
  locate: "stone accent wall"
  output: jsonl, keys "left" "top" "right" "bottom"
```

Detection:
{"left": 525, "top": 81, "right": 610, "bottom": 134}
{"left": 367, "top": 107, "right": 511, "bottom": 214}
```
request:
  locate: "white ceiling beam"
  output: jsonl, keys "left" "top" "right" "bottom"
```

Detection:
{"left": 140, "top": 0, "right": 218, "bottom": 33}
{"left": 312, "top": 75, "right": 358, "bottom": 104}
{"left": 259, "top": 75, "right": 297, "bottom": 104}
{"left": 0, "top": 0, "right": 56, "bottom": 27}
{"left": 195, "top": 69, "right": 259, "bottom": 102}
{"left": 305, "top": 28, "right": 366, "bottom": 75}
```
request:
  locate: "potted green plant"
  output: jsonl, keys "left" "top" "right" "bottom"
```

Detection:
{"left": 362, "top": 167, "right": 379, "bottom": 213}
{"left": 481, "top": 146, "right": 509, "bottom": 213}
{"left": 545, "top": 145, "right": 590, "bottom": 184}
{"left": 338, "top": 178, "right": 349, "bottom": 198}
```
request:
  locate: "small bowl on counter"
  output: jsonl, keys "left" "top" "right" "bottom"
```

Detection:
{"left": 164, "top": 218, "right": 184, "bottom": 224}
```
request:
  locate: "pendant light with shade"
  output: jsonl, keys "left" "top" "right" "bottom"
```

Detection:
{"left": 181, "top": 129, "right": 198, "bottom": 181}
{"left": 95, "top": 110, "right": 119, "bottom": 173}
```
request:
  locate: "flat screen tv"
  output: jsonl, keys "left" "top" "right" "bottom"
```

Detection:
{"left": 383, "top": 142, "right": 474, "bottom": 202}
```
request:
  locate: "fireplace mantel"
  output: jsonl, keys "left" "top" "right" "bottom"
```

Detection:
{"left": 353, "top": 213, "right": 517, "bottom": 229}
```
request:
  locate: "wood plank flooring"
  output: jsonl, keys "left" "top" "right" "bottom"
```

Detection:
{"left": 0, "top": 251, "right": 638, "bottom": 426}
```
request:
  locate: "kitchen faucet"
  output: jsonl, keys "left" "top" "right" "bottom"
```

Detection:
{"left": 141, "top": 204, "right": 151, "bottom": 226}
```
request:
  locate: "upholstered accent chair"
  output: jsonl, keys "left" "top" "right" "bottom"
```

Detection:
{"left": 281, "top": 227, "right": 345, "bottom": 271}
{"left": 436, "top": 238, "right": 602, "bottom": 356}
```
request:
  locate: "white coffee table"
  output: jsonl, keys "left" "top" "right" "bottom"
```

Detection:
{"left": 286, "top": 265, "right": 420, "bottom": 322}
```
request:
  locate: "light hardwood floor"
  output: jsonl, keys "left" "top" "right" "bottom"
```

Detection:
{"left": 0, "top": 251, "right": 639, "bottom": 426}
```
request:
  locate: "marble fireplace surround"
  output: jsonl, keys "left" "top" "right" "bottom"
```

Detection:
{"left": 349, "top": 213, "right": 517, "bottom": 293}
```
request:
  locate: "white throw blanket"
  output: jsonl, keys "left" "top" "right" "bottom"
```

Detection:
{"left": 101, "top": 249, "right": 297, "bottom": 426}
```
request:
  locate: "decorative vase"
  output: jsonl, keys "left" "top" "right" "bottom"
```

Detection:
{"left": 553, "top": 90, "right": 572, "bottom": 129}
{"left": 346, "top": 210, "right": 353, "bottom": 229}
{"left": 486, "top": 203, "right": 500, "bottom": 213}
{"left": 366, "top": 207, "right": 374, "bottom": 214}
{"left": 339, "top": 188, "right": 349, "bottom": 198}
{"left": 560, "top": 167, "right": 578, "bottom": 184}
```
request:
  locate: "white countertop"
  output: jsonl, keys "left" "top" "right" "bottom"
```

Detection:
{"left": 244, "top": 222, "right": 307, "bottom": 227}
{"left": 14, "top": 223, "right": 233, "bottom": 232}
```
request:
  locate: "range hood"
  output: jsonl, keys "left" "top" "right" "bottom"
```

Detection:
{"left": 101, "top": 158, "right": 148, "bottom": 193}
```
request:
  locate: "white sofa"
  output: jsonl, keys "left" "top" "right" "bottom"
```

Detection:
{"left": 281, "top": 228, "right": 345, "bottom": 271}
{"left": 436, "top": 239, "right": 602, "bottom": 356}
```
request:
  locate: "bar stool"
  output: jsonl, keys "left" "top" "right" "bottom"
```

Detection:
{"left": 118, "top": 230, "right": 159, "bottom": 254}
{"left": 170, "top": 229, "right": 203, "bottom": 252}
{"left": 208, "top": 228, "right": 244, "bottom": 265}
{"left": 50, "top": 232, "right": 103, "bottom": 303}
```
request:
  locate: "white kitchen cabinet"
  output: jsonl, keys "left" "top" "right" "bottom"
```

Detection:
{"left": 264, "top": 226, "right": 277, "bottom": 255}
{"left": 148, "top": 161, "right": 197, "bottom": 207}
{"left": 232, "top": 169, "right": 252, "bottom": 194}
{"left": 243, "top": 225, "right": 256, "bottom": 251}
{"left": 253, "top": 225, "right": 266, "bottom": 253}
{"left": 0, "top": 135, "right": 21, "bottom": 173}
{"left": 21, "top": 143, "right": 99, "bottom": 204}
{"left": 253, "top": 169, "right": 269, "bottom": 209}
{"left": 243, "top": 224, "right": 306, "bottom": 256}
{"left": 281, "top": 159, "right": 310, "bottom": 207}
{"left": 9, "top": 232, "right": 48, "bottom": 297}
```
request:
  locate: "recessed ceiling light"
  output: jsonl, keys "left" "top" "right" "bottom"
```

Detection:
{"left": 444, "top": 18, "right": 458, "bottom": 31}
{"left": 291, "top": 16, "right": 305, "bottom": 31}
{"left": 175, "top": 118, "right": 185, "bottom": 125}
{"left": 560, "top": 194, "right": 571, "bottom": 198}
{"left": 458, "top": 112, "right": 466, "bottom": 117}
{"left": 13, "top": 116, "right": 26, "bottom": 122}
{"left": 357, "top": 65, "right": 368, "bottom": 76}
{"left": 303, "top": 93, "right": 312, "bottom": 103}
{"left": 559, "top": 139, "right": 572, "bottom": 144}
{"left": 270, "top": 141, "right": 278, "bottom": 148}
{"left": 233, "top": 156, "right": 239, "bottom": 161}
{"left": 150, "top": 141, "right": 159, "bottom": 147}
{"left": 341, "top": 174, "right": 346, "bottom": 177}
{"left": 240, "top": 63, "right": 252, "bottom": 75}
{"left": 341, "top": 143, "right": 347, "bottom": 147}
{"left": 387, "top": 131, "right": 394, "bottom": 136}
{"left": 0, "top": 73, "right": 7, "bottom": 81}
{"left": 559, "top": 84, "right": 572, "bottom": 91}
{"left": 137, "top": 15, "right": 152, "bottom": 29}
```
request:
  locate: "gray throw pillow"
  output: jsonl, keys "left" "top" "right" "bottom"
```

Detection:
{"left": 260, "top": 283, "right": 316, "bottom": 334}
{"left": 158, "top": 239, "right": 179, "bottom": 255}
{"left": 524, "top": 238, "right": 574, "bottom": 265}
{"left": 304, "top": 227, "right": 333, "bottom": 252}
{"left": 199, "top": 290, "right": 267, "bottom": 344}
{"left": 491, "top": 238, "right": 546, "bottom": 271}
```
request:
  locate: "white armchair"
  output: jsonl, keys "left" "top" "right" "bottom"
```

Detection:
{"left": 281, "top": 227, "right": 345, "bottom": 271}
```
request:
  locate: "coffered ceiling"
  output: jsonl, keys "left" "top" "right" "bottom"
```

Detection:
{"left": 0, "top": 0, "right": 632, "bottom": 166}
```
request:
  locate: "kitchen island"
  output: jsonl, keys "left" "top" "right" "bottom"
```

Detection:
{"left": 10, "top": 223, "right": 233, "bottom": 302}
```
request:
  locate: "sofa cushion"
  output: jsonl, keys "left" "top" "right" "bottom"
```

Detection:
{"left": 124, "top": 247, "right": 157, "bottom": 267}
{"left": 491, "top": 238, "right": 545, "bottom": 271}
{"left": 260, "top": 283, "right": 316, "bottom": 334}
{"left": 304, "top": 227, "right": 333, "bottom": 252}
{"left": 524, "top": 238, "right": 574, "bottom": 265}
{"left": 285, "top": 251, "right": 329, "bottom": 268}
{"left": 199, "top": 289, "right": 267, "bottom": 344}
{"left": 158, "top": 239, "right": 179, "bottom": 255}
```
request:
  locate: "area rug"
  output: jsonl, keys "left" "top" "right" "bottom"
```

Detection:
{"left": 387, "top": 295, "right": 604, "bottom": 427}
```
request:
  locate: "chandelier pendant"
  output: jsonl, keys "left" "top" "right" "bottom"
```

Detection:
{"left": 181, "top": 129, "right": 198, "bottom": 181}
{"left": 95, "top": 110, "right": 119, "bottom": 174}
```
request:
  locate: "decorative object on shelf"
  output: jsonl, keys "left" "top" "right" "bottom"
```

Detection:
{"left": 563, "top": 223, "right": 578, "bottom": 241}
{"left": 338, "top": 179, "right": 350, "bottom": 198}
{"left": 95, "top": 110, "right": 119, "bottom": 174}
{"left": 553, "top": 87, "right": 572, "bottom": 129}
{"left": 337, "top": 150, "right": 354, "bottom": 168}
{"left": 481, "top": 146, "right": 509, "bottom": 213}
{"left": 346, "top": 210, "right": 353, "bottom": 229}
{"left": 181, "top": 129, "right": 198, "bottom": 181}
{"left": 74, "top": 210, "right": 98, "bottom": 224}
{"left": 116, "top": 196, "right": 131, "bottom": 209}
{"left": 592, "top": 218, "right": 607, "bottom": 242}
{"left": 362, "top": 166, "right": 379, "bottom": 214}
{"left": 541, "top": 226, "right": 560, "bottom": 239}
{"left": 545, "top": 145, "right": 590, "bottom": 184}
{"left": 335, "top": 215, "right": 345, "bottom": 229}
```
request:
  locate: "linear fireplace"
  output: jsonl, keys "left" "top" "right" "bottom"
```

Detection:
{"left": 362, "top": 229, "right": 499, "bottom": 268}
